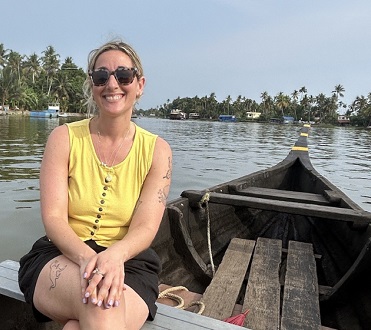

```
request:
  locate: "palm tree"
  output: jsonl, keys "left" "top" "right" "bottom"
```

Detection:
{"left": 260, "top": 91, "right": 272, "bottom": 117}
{"left": 54, "top": 71, "right": 72, "bottom": 110}
{"left": 41, "top": 45, "right": 60, "bottom": 98}
{"left": 208, "top": 93, "right": 218, "bottom": 119}
{"left": 233, "top": 95, "right": 245, "bottom": 118}
{"left": 224, "top": 95, "right": 232, "bottom": 115}
{"left": 315, "top": 93, "right": 327, "bottom": 122}
{"left": 0, "top": 66, "right": 13, "bottom": 107}
{"left": 61, "top": 56, "right": 75, "bottom": 68}
{"left": 11, "top": 80, "right": 38, "bottom": 110}
{"left": 23, "top": 53, "right": 41, "bottom": 85}
{"left": 7, "top": 51, "right": 24, "bottom": 83}
{"left": 291, "top": 90, "right": 299, "bottom": 120}
{"left": 332, "top": 84, "right": 345, "bottom": 98}
{"left": 274, "top": 92, "right": 290, "bottom": 117}
{"left": 291, "top": 90, "right": 299, "bottom": 104}
{"left": 0, "top": 43, "right": 9, "bottom": 69}
{"left": 352, "top": 96, "right": 367, "bottom": 115}
{"left": 299, "top": 86, "right": 307, "bottom": 101}
{"left": 332, "top": 84, "right": 345, "bottom": 113}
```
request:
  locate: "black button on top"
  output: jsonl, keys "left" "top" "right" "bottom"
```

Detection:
{"left": 99, "top": 207, "right": 103, "bottom": 211}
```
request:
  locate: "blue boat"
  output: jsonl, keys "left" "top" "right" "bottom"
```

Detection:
{"left": 218, "top": 114, "right": 236, "bottom": 122}
{"left": 30, "top": 104, "right": 60, "bottom": 118}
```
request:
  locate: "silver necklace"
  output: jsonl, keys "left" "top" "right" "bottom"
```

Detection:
{"left": 96, "top": 125, "right": 131, "bottom": 182}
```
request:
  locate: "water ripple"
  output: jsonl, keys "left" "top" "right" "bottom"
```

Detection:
{"left": 1, "top": 116, "right": 370, "bottom": 262}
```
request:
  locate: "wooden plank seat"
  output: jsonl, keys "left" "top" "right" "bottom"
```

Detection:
{"left": 182, "top": 190, "right": 371, "bottom": 225}
{"left": 0, "top": 260, "right": 243, "bottom": 330}
{"left": 242, "top": 237, "right": 282, "bottom": 329}
{"left": 280, "top": 241, "right": 321, "bottom": 330}
{"left": 234, "top": 186, "right": 331, "bottom": 206}
{"left": 201, "top": 238, "right": 255, "bottom": 320}
{"left": 200, "top": 237, "right": 321, "bottom": 329}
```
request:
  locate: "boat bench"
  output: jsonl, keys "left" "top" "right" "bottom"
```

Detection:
{"left": 235, "top": 187, "right": 333, "bottom": 206}
{"left": 201, "top": 237, "right": 321, "bottom": 329}
{"left": 182, "top": 189, "right": 371, "bottom": 226}
{"left": 0, "top": 260, "right": 243, "bottom": 330}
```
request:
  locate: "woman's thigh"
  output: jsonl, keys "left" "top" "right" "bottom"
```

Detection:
{"left": 33, "top": 255, "right": 149, "bottom": 329}
{"left": 33, "top": 255, "right": 83, "bottom": 323}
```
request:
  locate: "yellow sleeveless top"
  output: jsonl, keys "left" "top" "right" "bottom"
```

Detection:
{"left": 66, "top": 119, "right": 157, "bottom": 247}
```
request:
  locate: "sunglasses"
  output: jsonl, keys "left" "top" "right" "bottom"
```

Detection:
{"left": 89, "top": 66, "right": 138, "bottom": 86}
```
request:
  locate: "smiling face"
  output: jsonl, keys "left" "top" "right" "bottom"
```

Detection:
{"left": 92, "top": 50, "right": 145, "bottom": 117}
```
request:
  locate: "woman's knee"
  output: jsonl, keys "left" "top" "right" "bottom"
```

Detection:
{"left": 80, "top": 302, "right": 146, "bottom": 330}
{"left": 63, "top": 320, "right": 80, "bottom": 330}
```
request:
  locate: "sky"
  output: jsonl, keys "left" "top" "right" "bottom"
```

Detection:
{"left": 2, "top": 0, "right": 371, "bottom": 110}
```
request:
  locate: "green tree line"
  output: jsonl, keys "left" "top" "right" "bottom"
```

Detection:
{"left": 147, "top": 86, "right": 371, "bottom": 126}
{"left": 0, "top": 43, "right": 86, "bottom": 113}
{"left": 1, "top": 43, "right": 371, "bottom": 126}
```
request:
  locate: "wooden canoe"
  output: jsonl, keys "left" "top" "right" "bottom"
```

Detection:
{"left": 152, "top": 124, "right": 371, "bottom": 329}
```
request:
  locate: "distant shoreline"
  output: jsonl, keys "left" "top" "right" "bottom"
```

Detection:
{"left": 0, "top": 110, "right": 85, "bottom": 117}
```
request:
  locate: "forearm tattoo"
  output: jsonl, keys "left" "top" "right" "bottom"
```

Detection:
{"left": 133, "top": 199, "right": 143, "bottom": 216}
{"left": 158, "top": 184, "right": 170, "bottom": 206}
{"left": 49, "top": 260, "right": 67, "bottom": 290}
{"left": 163, "top": 157, "right": 172, "bottom": 180}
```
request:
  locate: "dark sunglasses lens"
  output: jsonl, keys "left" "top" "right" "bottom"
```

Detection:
{"left": 115, "top": 68, "right": 135, "bottom": 84}
{"left": 92, "top": 70, "right": 109, "bottom": 85}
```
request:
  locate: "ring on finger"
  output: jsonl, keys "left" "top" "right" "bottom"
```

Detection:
{"left": 93, "top": 267, "right": 105, "bottom": 278}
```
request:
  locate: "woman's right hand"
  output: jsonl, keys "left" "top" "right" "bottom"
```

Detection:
{"left": 82, "top": 248, "right": 126, "bottom": 308}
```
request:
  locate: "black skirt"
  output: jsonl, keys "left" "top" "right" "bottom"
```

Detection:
{"left": 18, "top": 236, "right": 161, "bottom": 322}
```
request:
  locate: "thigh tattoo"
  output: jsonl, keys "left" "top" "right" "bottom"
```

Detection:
{"left": 49, "top": 260, "right": 67, "bottom": 290}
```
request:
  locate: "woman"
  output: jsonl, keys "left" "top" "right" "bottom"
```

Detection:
{"left": 18, "top": 40, "right": 172, "bottom": 329}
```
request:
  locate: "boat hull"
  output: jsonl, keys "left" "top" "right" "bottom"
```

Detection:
{"left": 30, "top": 104, "right": 60, "bottom": 118}
{"left": 151, "top": 125, "right": 371, "bottom": 329}
{"left": 29, "top": 111, "right": 58, "bottom": 118}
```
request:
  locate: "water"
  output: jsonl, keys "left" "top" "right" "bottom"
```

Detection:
{"left": 1, "top": 116, "right": 370, "bottom": 263}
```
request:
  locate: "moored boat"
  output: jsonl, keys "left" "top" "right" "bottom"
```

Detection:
{"left": 188, "top": 112, "right": 200, "bottom": 120}
{"left": 169, "top": 109, "right": 185, "bottom": 120}
{"left": 218, "top": 114, "right": 236, "bottom": 122}
{"left": 337, "top": 115, "right": 350, "bottom": 126}
{"left": 152, "top": 124, "right": 371, "bottom": 329}
{"left": 30, "top": 104, "right": 60, "bottom": 118}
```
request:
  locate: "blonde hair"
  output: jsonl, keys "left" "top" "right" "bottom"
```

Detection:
{"left": 83, "top": 39, "right": 144, "bottom": 116}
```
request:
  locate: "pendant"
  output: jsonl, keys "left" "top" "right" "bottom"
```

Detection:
{"left": 105, "top": 174, "right": 112, "bottom": 183}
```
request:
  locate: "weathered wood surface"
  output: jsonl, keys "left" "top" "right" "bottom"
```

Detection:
{"left": 182, "top": 190, "right": 371, "bottom": 225}
{"left": 0, "top": 259, "right": 24, "bottom": 301}
{"left": 280, "top": 241, "right": 321, "bottom": 330}
{"left": 235, "top": 186, "right": 331, "bottom": 206}
{"left": 144, "top": 303, "right": 247, "bottom": 329}
{"left": 0, "top": 260, "right": 246, "bottom": 330}
{"left": 201, "top": 238, "right": 255, "bottom": 320}
{"left": 243, "top": 237, "right": 282, "bottom": 330}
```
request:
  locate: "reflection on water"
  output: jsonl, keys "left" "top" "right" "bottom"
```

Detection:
{"left": 1, "top": 116, "right": 370, "bottom": 262}
{"left": 309, "top": 127, "right": 371, "bottom": 210}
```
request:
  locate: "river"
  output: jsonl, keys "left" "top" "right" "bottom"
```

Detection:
{"left": 1, "top": 115, "right": 370, "bottom": 263}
